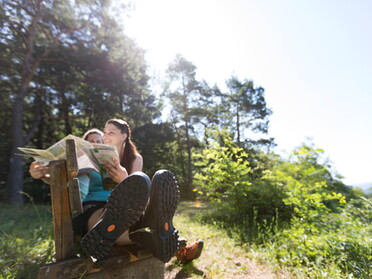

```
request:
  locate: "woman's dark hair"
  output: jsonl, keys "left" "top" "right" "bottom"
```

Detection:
{"left": 106, "top": 119, "right": 138, "bottom": 173}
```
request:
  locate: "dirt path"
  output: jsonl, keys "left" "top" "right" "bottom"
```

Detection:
{"left": 165, "top": 253, "right": 292, "bottom": 279}
{"left": 164, "top": 202, "right": 293, "bottom": 279}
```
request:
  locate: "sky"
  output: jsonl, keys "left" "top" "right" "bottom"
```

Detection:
{"left": 123, "top": 0, "right": 372, "bottom": 188}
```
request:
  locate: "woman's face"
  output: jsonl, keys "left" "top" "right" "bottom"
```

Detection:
{"left": 103, "top": 123, "right": 127, "bottom": 147}
{"left": 86, "top": 133, "right": 103, "bottom": 144}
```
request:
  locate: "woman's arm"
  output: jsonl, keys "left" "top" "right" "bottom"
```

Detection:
{"left": 103, "top": 158, "right": 128, "bottom": 184}
{"left": 103, "top": 153, "right": 143, "bottom": 183}
{"left": 131, "top": 154, "right": 143, "bottom": 173}
{"left": 77, "top": 172, "right": 90, "bottom": 201}
{"left": 29, "top": 161, "right": 51, "bottom": 184}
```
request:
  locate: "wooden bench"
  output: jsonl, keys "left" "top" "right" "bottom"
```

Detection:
{"left": 37, "top": 139, "right": 164, "bottom": 279}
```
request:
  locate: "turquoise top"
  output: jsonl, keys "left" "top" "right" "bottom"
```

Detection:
{"left": 78, "top": 170, "right": 111, "bottom": 202}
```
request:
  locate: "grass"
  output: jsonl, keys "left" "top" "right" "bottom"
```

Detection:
{"left": 0, "top": 203, "right": 54, "bottom": 279}
{"left": 2, "top": 200, "right": 370, "bottom": 278}
{"left": 0, "top": 201, "right": 291, "bottom": 279}
{"left": 165, "top": 201, "right": 292, "bottom": 279}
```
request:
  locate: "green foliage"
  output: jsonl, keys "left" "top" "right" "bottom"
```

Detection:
{"left": 265, "top": 144, "right": 346, "bottom": 221}
{"left": 0, "top": 203, "right": 54, "bottom": 279}
{"left": 132, "top": 120, "right": 200, "bottom": 197}
{"left": 194, "top": 137, "right": 252, "bottom": 205}
{"left": 1, "top": 0, "right": 158, "bottom": 203}
{"left": 225, "top": 76, "right": 272, "bottom": 143}
{"left": 1, "top": 2, "right": 370, "bottom": 277}
{"left": 265, "top": 198, "right": 372, "bottom": 278}
{"left": 164, "top": 54, "right": 202, "bottom": 195}
{"left": 132, "top": 122, "right": 179, "bottom": 176}
{"left": 23, "top": 177, "right": 51, "bottom": 204}
{"left": 193, "top": 134, "right": 292, "bottom": 242}
{"left": 194, "top": 136, "right": 371, "bottom": 278}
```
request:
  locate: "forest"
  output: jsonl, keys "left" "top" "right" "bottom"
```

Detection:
{"left": 1, "top": 1, "right": 371, "bottom": 278}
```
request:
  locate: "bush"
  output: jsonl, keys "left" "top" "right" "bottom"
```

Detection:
{"left": 265, "top": 198, "right": 372, "bottom": 278}
{"left": 194, "top": 137, "right": 371, "bottom": 278}
{"left": 193, "top": 137, "right": 292, "bottom": 242}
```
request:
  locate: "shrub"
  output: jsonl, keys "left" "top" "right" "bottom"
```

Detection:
{"left": 193, "top": 136, "right": 292, "bottom": 242}
{"left": 265, "top": 198, "right": 372, "bottom": 278}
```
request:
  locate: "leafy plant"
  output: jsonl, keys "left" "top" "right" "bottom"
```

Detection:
{"left": 193, "top": 136, "right": 371, "bottom": 278}
{"left": 265, "top": 144, "right": 346, "bottom": 222}
{"left": 193, "top": 135, "right": 291, "bottom": 242}
{"left": 265, "top": 197, "right": 371, "bottom": 278}
{"left": 0, "top": 203, "right": 54, "bottom": 279}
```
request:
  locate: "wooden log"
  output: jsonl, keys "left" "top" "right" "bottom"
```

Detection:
{"left": 38, "top": 257, "right": 95, "bottom": 279}
{"left": 37, "top": 248, "right": 164, "bottom": 279}
{"left": 84, "top": 257, "right": 164, "bottom": 279}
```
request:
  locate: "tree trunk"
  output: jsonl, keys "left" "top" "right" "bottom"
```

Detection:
{"left": 7, "top": 90, "right": 27, "bottom": 204}
{"left": 185, "top": 119, "right": 192, "bottom": 196}
{"left": 59, "top": 72, "right": 72, "bottom": 134}
{"left": 7, "top": 58, "right": 43, "bottom": 204}
{"left": 6, "top": 0, "right": 45, "bottom": 204}
{"left": 174, "top": 125, "right": 186, "bottom": 186}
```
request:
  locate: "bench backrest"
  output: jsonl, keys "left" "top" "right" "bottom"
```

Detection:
{"left": 49, "top": 139, "right": 81, "bottom": 260}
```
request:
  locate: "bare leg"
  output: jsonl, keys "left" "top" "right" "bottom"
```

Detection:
{"left": 81, "top": 172, "right": 151, "bottom": 261}
{"left": 115, "top": 230, "right": 133, "bottom": 245}
{"left": 86, "top": 208, "right": 104, "bottom": 231}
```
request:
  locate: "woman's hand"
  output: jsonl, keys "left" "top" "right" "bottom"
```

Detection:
{"left": 103, "top": 158, "right": 128, "bottom": 184}
{"left": 29, "top": 161, "right": 51, "bottom": 184}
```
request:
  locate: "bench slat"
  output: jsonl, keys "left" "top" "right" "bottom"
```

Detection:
{"left": 49, "top": 160, "right": 75, "bottom": 261}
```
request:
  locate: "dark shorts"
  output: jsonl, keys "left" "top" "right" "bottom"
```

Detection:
{"left": 72, "top": 201, "right": 106, "bottom": 236}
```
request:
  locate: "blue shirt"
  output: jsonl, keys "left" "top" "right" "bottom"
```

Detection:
{"left": 78, "top": 170, "right": 111, "bottom": 202}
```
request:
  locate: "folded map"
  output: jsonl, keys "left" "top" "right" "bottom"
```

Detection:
{"left": 18, "top": 134, "right": 119, "bottom": 175}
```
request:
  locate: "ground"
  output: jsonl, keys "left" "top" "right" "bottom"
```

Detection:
{"left": 164, "top": 202, "right": 294, "bottom": 279}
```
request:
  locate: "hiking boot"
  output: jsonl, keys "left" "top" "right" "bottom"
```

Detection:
{"left": 81, "top": 172, "right": 151, "bottom": 262}
{"left": 130, "top": 170, "right": 180, "bottom": 263}
{"left": 176, "top": 239, "right": 204, "bottom": 264}
{"left": 178, "top": 236, "right": 187, "bottom": 250}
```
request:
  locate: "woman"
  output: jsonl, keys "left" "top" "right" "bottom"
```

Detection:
{"left": 101, "top": 118, "right": 143, "bottom": 184}
{"left": 85, "top": 119, "right": 203, "bottom": 263}
{"left": 78, "top": 120, "right": 146, "bottom": 245}
{"left": 83, "top": 128, "right": 104, "bottom": 144}
{"left": 68, "top": 119, "right": 177, "bottom": 263}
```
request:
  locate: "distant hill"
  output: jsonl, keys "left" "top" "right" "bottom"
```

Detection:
{"left": 353, "top": 182, "right": 372, "bottom": 194}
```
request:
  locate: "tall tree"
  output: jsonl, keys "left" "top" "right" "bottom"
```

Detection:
{"left": 164, "top": 54, "right": 201, "bottom": 195}
{"left": 2, "top": 0, "right": 71, "bottom": 203}
{"left": 132, "top": 122, "right": 178, "bottom": 177}
{"left": 1, "top": 0, "right": 154, "bottom": 203}
{"left": 189, "top": 81, "right": 224, "bottom": 145}
{"left": 225, "top": 76, "right": 272, "bottom": 145}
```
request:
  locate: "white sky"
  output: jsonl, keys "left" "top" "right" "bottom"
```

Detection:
{"left": 123, "top": 0, "right": 372, "bottom": 187}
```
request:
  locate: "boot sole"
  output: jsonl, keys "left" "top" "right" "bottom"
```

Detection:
{"left": 81, "top": 172, "right": 150, "bottom": 261}
{"left": 142, "top": 170, "right": 180, "bottom": 263}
